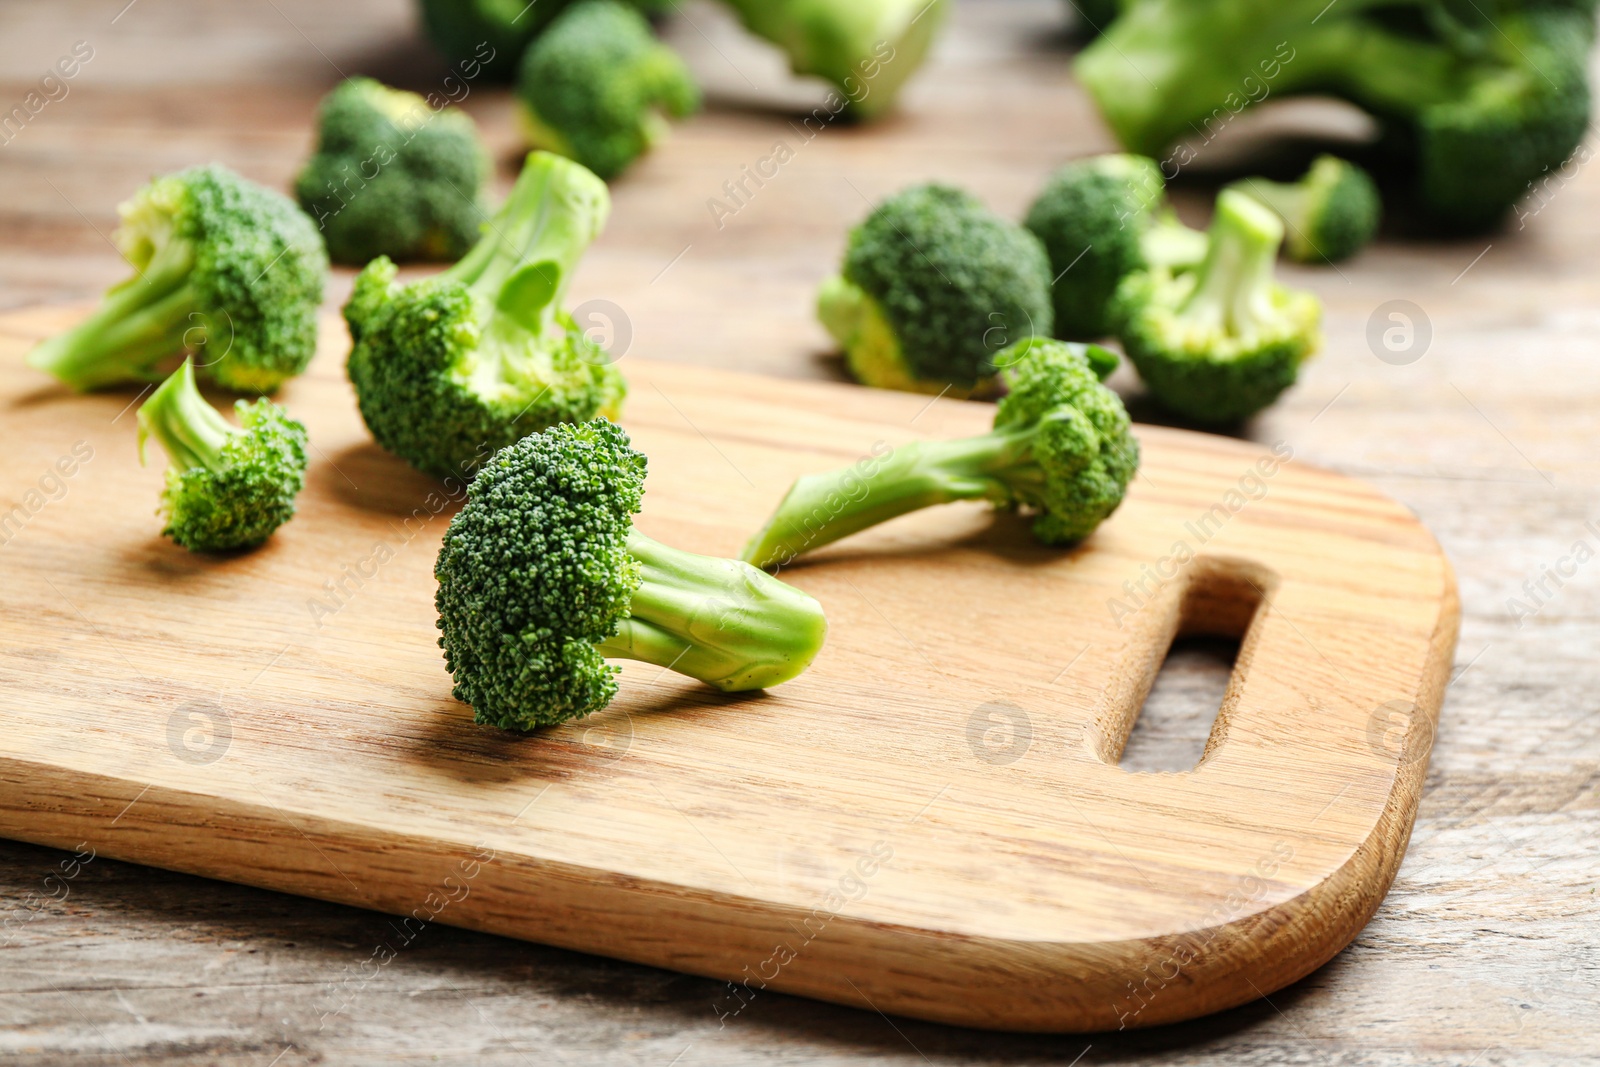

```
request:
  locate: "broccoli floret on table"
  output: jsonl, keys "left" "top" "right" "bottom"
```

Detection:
{"left": 344, "top": 151, "right": 626, "bottom": 482}
{"left": 414, "top": 0, "right": 669, "bottom": 81}
{"left": 1229, "top": 155, "right": 1381, "bottom": 265}
{"left": 741, "top": 338, "right": 1138, "bottom": 568}
{"left": 295, "top": 77, "right": 491, "bottom": 265}
{"left": 1024, "top": 153, "right": 1205, "bottom": 340}
{"left": 818, "top": 183, "right": 1055, "bottom": 396}
{"left": 1076, "top": 0, "right": 1595, "bottom": 232}
{"left": 516, "top": 0, "right": 700, "bottom": 181}
{"left": 1114, "top": 190, "right": 1322, "bottom": 425}
{"left": 435, "top": 419, "right": 829, "bottom": 730}
{"left": 28, "top": 164, "right": 326, "bottom": 395}
{"left": 136, "top": 359, "right": 309, "bottom": 552}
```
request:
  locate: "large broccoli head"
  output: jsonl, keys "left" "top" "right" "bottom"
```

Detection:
{"left": 436, "top": 419, "right": 828, "bottom": 730}
{"left": 819, "top": 183, "right": 1055, "bottom": 396}
{"left": 345, "top": 151, "right": 626, "bottom": 482}
{"left": 295, "top": 77, "right": 491, "bottom": 265}
{"left": 29, "top": 164, "right": 326, "bottom": 395}
{"left": 517, "top": 0, "right": 700, "bottom": 181}
{"left": 1115, "top": 190, "right": 1322, "bottom": 424}
{"left": 136, "top": 359, "right": 309, "bottom": 552}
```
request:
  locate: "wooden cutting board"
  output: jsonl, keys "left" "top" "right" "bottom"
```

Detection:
{"left": 0, "top": 306, "right": 1457, "bottom": 1033}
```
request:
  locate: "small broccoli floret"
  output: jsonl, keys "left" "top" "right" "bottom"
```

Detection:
{"left": 345, "top": 151, "right": 627, "bottom": 482}
{"left": 135, "top": 359, "right": 309, "bottom": 552}
{"left": 516, "top": 1, "right": 699, "bottom": 181}
{"left": 1115, "top": 189, "right": 1322, "bottom": 425}
{"left": 820, "top": 183, "right": 1054, "bottom": 396}
{"left": 29, "top": 165, "right": 326, "bottom": 395}
{"left": 1024, "top": 153, "right": 1205, "bottom": 341}
{"left": 415, "top": 0, "right": 668, "bottom": 80}
{"left": 716, "top": 0, "right": 948, "bottom": 120}
{"left": 295, "top": 78, "right": 491, "bottom": 265}
{"left": 1229, "top": 155, "right": 1380, "bottom": 264}
{"left": 435, "top": 419, "right": 829, "bottom": 730}
{"left": 1077, "top": 0, "right": 1594, "bottom": 232}
{"left": 742, "top": 339, "right": 1137, "bottom": 568}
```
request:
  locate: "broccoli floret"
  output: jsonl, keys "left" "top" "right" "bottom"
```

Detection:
{"left": 819, "top": 183, "right": 1055, "bottom": 396}
{"left": 435, "top": 419, "right": 829, "bottom": 730}
{"left": 135, "top": 359, "right": 309, "bottom": 552}
{"left": 415, "top": 0, "right": 668, "bottom": 80}
{"left": 345, "top": 151, "right": 627, "bottom": 482}
{"left": 516, "top": 0, "right": 700, "bottom": 181}
{"left": 1229, "top": 155, "right": 1381, "bottom": 264}
{"left": 741, "top": 339, "right": 1137, "bottom": 568}
{"left": 28, "top": 165, "right": 326, "bottom": 395}
{"left": 1024, "top": 153, "right": 1206, "bottom": 341}
{"left": 295, "top": 78, "right": 491, "bottom": 266}
{"left": 1114, "top": 189, "right": 1322, "bottom": 425}
{"left": 1077, "top": 0, "right": 1595, "bottom": 232}
{"left": 716, "top": 0, "right": 948, "bottom": 120}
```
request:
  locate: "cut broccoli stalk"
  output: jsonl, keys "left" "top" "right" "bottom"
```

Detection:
{"left": 435, "top": 419, "right": 827, "bottom": 730}
{"left": 136, "top": 359, "right": 310, "bottom": 552}
{"left": 1115, "top": 189, "right": 1322, "bottom": 424}
{"left": 742, "top": 339, "right": 1138, "bottom": 568}
{"left": 30, "top": 165, "right": 326, "bottom": 394}
{"left": 1229, "top": 155, "right": 1380, "bottom": 264}
{"left": 517, "top": 0, "right": 700, "bottom": 181}
{"left": 345, "top": 150, "right": 626, "bottom": 481}
{"left": 716, "top": 0, "right": 949, "bottom": 120}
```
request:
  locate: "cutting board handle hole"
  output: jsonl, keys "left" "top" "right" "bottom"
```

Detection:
{"left": 1092, "top": 557, "right": 1273, "bottom": 772}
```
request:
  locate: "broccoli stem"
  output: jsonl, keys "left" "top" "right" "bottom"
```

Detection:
{"left": 740, "top": 429, "right": 1037, "bottom": 569}
{"left": 1180, "top": 191, "right": 1283, "bottom": 337}
{"left": 27, "top": 241, "right": 199, "bottom": 391}
{"left": 595, "top": 530, "right": 828, "bottom": 691}
{"left": 136, "top": 358, "right": 234, "bottom": 472}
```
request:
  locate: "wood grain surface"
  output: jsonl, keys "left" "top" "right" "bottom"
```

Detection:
{"left": 0, "top": 0, "right": 1596, "bottom": 1064}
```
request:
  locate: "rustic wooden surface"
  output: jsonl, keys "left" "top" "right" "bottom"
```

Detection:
{"left": 0, "top": 0, "right": 1595, "bottom": 1063}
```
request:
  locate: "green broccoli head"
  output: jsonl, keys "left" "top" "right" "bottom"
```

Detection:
{"left": 436, "top": 419, "right": 828, "bottom": 730}
{"left": 717, "top": 0, "right": 949, "bottom": 120}
{"left": 344, "top": 151, "right": 627, "bottom": 482}
{"left": 741, "top": 338, "right": 1136, "bottom": 568}
{"left": 1230, "top": 155, "right": 1381, "bottom": 264}
{"left": 136, "top": 359, "right": 309, "bottom": 552}
{"left": 295, "top": 77, "right": 491, "bottom": 265}
{"left": 415, "top": 0, "right": 667, "bottom": 80}
{"left": 1115, "top": 190, "right": 1321, "bottom": 425}
{"left": 517, "top": 0, "right": 700, "bottom": 181}
{"left": 820, "top": 183, "right": 1055, "bottom": 395}
{"left": 1076, "top": 0, "right": 1594, "bottom": 232}
{"left": 29, "top": 164, "right": 326, "bottom": 395}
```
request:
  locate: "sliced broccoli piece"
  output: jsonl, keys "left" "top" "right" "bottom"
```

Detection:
{"left": 716, "top": 0, "right": 949, "bottom": 120}
{"left": 1076, "top": 0, "right": 1594, "bottom": 232}
{"left": 28, "top": 165, "right": 326, "bottom": 395}
{"left": 516, "top": 0, "right": 700, "bottom": 181}
{"left": 1024, "top": 153, "right": 1206, "bottom": 341}
{"left": 345, "top": 151, "right": 627, "bottom": 482}
{"left": 741, "top": 339, "right": 1137, "bottom": 568}
{"left": 1229, "top": 155, "right": 1381, "bottom": 264}
{"left": 1115, "top": 189, "right": 1322, "bottom": 425}
{"left": 295, "top": 77, "right": 491, "bottom": 266}
{"left": 135, "top": 359, "right": 309, "bottom": 552}
{"left": 819, "top": 183, "right": 1054, "bottom": 396}
{"left": 435, "top": 419, "right": 829, "bottom": 730}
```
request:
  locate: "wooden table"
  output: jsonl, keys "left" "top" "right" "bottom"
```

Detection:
{"left": 1, "top": 0, "right": 1595, "bottom": 1063}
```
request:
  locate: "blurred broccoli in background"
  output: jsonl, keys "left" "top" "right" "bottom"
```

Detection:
{"left": 517, "top": 0, "right": 700, "bottom": 180}
{"left": 716, "top": 0, "right": 949, "bottom": 120}
{"left": 415, "top": 0, "right": 668, "bottom": 81}
{"left": 818, "top": 183, "right": 1055, "bottom": 396}
{"left": 28, "top": 164, "right": 326, "bottom": 395}
{"left": 345, "top": 151, "right": 625, "bottom": 482}
{"left": 1076, "top": 0, "right": 1596, "bottom": 232}
{"left": 1024, "top": 153, "right": 1205, "bottom": 340}
{"left": 1066, "top": 0, "right": 1124, "bottom": 36}
{"left": 1228, "top": 155, "right": 1381, "bottom": 264}
{"left": 1115, "top": 189, "right": 1322, "bottom": 424}
{"left": 295, "top": 78, "right": 491, "bottom": 265}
